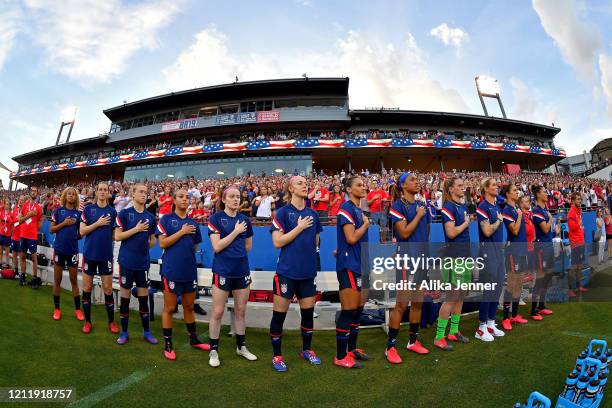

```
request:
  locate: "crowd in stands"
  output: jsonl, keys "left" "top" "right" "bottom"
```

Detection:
{"left": 15, "top": 130, "right": 558, "bottom": 173}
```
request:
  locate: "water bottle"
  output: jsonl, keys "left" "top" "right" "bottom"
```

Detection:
{"left": 513, "top": 403, "right": 522, "bottom": 408}
{"left": 599, "top": 371, "right": 608, "bottom": 391}
{"left": 577, "top": 351, "right": 588, "bottom": 365}
{"left": 580, "top": 379, "right": 600, "bottom": 407}
{"left": 599, "top": 355, "right": 608, "bottom": 374}
{"left": 587, "top": 367, "right": 596, "bottom": 379}
{"left": 573, "top": 375, "right": 590, "bottom": 403}
{"left": 562, "top": 371, "right": 579, "bottom": 399}
{"left": 606, "top": 348, "right": 612, "bottom": 361}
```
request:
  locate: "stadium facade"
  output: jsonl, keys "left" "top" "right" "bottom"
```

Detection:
{"left": 10, "top": 77, "right": 565, "bottom": 185}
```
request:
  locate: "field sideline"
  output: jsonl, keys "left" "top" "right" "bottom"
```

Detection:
{"left": 1, "top": 270, "right": 611, "bottom": 408}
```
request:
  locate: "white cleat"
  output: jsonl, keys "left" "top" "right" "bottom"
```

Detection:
{"left": 236, "top": 346, "right": 258, "bottom": 361}
{"left": 209, "top": 350, "right": 221, "bottom": 367}
{"left": 487, "top": 324, "right": 505, "bottom": 337}
{"left": 475, "top": 328, "right": 494, "bottom": 342}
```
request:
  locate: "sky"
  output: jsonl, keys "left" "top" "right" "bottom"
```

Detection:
{"left": 1, "top": 0, "right": 612, "bottom": 187}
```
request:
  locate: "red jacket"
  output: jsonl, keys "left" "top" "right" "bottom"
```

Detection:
{"left": 567, "top": 206, "right": 584, "bottom": 247}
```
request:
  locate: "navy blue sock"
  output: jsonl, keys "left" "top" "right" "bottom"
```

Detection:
{"left": 73, "top": 295, "right": 80, "bottom": 311}
{"left": 210, "top": 337, "right": 219, "bottom": 351}
{"left": 387, "top": 327, "right": 399, "bottom": 350}
{"left": 119, "top": 297, "right": 130, "bottom": 333}
{"left": 336, "top": 309, "right": 354, "bottom": 359}
{"left": 82, "top": 291, "right": 92, "bottom": 323}
{"left": 104, "top": 294, "right": 115, "bottom": 323}
{"left": 138, "top": 296, "right": 150, "bottom": 332}
{"left": 348, "top": 306, "right": 363, "bottom": 352}
{"left": 163, "top": 327, "right": 173, "bottom": 351}
{"left": 53, "top": 295, "right": 60, "bottom": 309}
{"left": 409, "top": 322, "right": 419, "bottom": 344}
{"left": 270, "top": 310, "right": 287, "bottom": 356}
{"left": 300, "top": 307, "right": 314, "bottom": 351}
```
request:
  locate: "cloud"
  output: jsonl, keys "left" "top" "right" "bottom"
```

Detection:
{"left": 21, "top": 0, "right": 183, "bottom": 83}
{"left": 163, "top": 27, "right": 469, "bottom": 113}
{"left": 599, "top": 54, "right": 612, "bottom": 117}
{"left": 428, "top": 23, "right": 469, "bottom": 48}
{"left": 509, "top": 77, "right": 559, "bottom": 126}
{"left": 0, "top": 3, "right": 22, "bottom": 71}
{"left": 532, "top": 0, "right": 601, "bottom": 79}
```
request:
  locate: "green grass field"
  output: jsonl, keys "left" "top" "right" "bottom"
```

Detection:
{"left": 1, "top": 271, "right": 611, "bottom": 408}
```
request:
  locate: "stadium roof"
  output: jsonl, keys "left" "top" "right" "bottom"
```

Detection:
{"left": 349, "top": 109, "right": 561, "bottom": 138}
{"left": 103, "top": 77, "right": 350, "bottom": 122}
{"left": 12, "top": 134, "right": 108, "bottom": 163}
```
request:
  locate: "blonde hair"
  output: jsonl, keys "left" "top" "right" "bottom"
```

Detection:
{"left": 479, "top": 177, "right": 496, "bottom": 195}
{"left": 60, "top": 187, "right": 80, "bottom": 209}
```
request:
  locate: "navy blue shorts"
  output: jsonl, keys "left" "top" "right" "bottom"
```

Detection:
{"left": 213, "top": 272, "right": 251, "bottom": 292}
{"left": 571, "top": 245, "right": 585, "bottom": 266}
{"left": 19, "top": 238, "right": 37, "bottom": 254}
{"left": 119, "top": 265, "right": 148, "bottom": 289}
{"left": 54, "top": 251, "right": 78, "bottom": 269}
{"left": 506, "top": 253, "right": 528, "bottom": 274}
{"left": 536, "top": 243, "right": 555, "bottom": 271}
{"left": 83, "top": 259, "right": 112, "bottom": 276}
{"left": 273, "top": 274, "right": 317, "bottom": 300}
{"left": 0, "top": 235, "right": 10, "bottom": 247}
{"left": 337, "top": 269, "right": 362, "bottom": 292}
{"left": 10, "top": 240, "right": 20, "bottom": 252}
{"left": 163, "top": 277, "right": 197, "bottom": 295}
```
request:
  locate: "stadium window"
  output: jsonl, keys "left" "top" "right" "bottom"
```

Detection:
{"left": 219, "top": 104, "right": 239, "bottom": 114}
{"left": 198, "top": 106, "right": 217, "bottom": 117}
{"left": 181, "top": 108, "right": 198, "bottom": 118}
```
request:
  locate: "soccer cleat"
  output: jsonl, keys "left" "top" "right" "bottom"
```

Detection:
{"left": 18, "top": 274, "right": 26, "bottom": 286}
{"left": 385, "top": 347, "right": 403, "bottom": 364}
{"left": 164, "top": 349, "right": 176, "bottom": 361}
{"left": 406, "top": 340, "right": 430, "bottom": 355}
{"left": 502, "top": 319, "right": 512, "bottom": 331}
{"left": 530, "top": 314, "right": 543, "bottom": 321}
{"left": 487, "top": 325, "right": 505, "bottom": 337}
{"left": 272, "top": 355, "right": 288, "bottom": 372}
{"left": 348, "top": 348, "right": 370, "bottom": 361}
{"left": 142, "top": 331, "right": 158, "bottom": 345}
{"left": 236, "top": 346, "right": 258, "bottom": 361}
{"left": 108, "top": 322, "right": 119, "bottom": 334}
{"left": 192, "top": 342, "right": 211, "bottom": 351}
{"left": 74, "top": 310, "right": 85, "bottom": 321}
{"left": 300, "top": 350, "right": 321, "bottom": 365}
{"left": 539, "top": 308, "right": 553, "bottom": 315}
{"left": 578, "top": 287, "right": 588, "bottom": 293}
{"left": 82, "top": 322, "right": 92, "bottom": 334}
{"left": 447, "top": 332, "right": 470, "bottom": 343}
{"left": 433, "top": 337, "right": 454, "bottom": 351}
{"left": 209, "top": 350, "right": 220, "bottom": 367}
{"left": 117, "top": 332, "right": 129, "bottom": 345}
{"left": 475, "top": 328, "right": 494, "bottom": 342}
{"left": 31, "top": 278, "right": 40, "bottom": 289}
{"left": 510, "top": 315, "right": 528, "bottom": 324}
{"left": 334, "top": 355, "right": 362, "bottom": 369}
{"left": 53, "top": 309, "right": 61, "bottom": 321}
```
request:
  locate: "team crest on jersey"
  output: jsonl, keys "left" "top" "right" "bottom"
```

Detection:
{"left": 288, "top": 212, "right": 297, "bottom": 223}
{"left": 60, "top": 209, "right": 65, "bottom": 216}
{"left": 91, "top": 208, "right": 96, "bottom": 216}
{"left": 71, "top": 255, "right": 77, "bottom": 264}
{"left": 128, "top": 213, "right": 134, "bottom": 222}
{"left": 169, "top": 281, "right": 175, "bottom": 290}
{"left": 219, "top": 276, "right": 226, "bottom": 285}
{"left": 220, "top": 218, "right": 229, "bottom": 228}
{"left": 171, "top": 220, "right": 178, "bottom": 228}
{"left": 281, "top": 283, "right": 287, "bottom": 294}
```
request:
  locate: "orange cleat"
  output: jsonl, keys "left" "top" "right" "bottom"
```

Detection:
{"left": 74, "top": 310, "right": 85, "bottom": 321}
{"left": 502, "top": 319, "right": 512, "bottom": 331}
{"left": 82, "top": 322, "right": 92, "bottom": 334}
{"left": 385, "top": 347, "right": 402, "bottom": 364}
{"left": 53, "top": 309, "right": 61, "bottom": 321}
{"left": 108, "top": 322, "right": 119, "bottom": 334}
{"left": 406, "top": 340, "right": 430, "bottom": 355}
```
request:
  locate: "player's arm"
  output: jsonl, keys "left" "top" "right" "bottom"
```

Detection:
{"left": 478, "top": 209, "right": 502, "bottom": 238}
{"left": 342, "top": 215, "right": 369, "bottom": 245}
{"left": 394, "top": 207, "right": 426, "bottom": 240}
{"left": 245, "top": 236, "right": 253, "bottom": 252}
{"left": 114, "top": 219, "right": 149, "bottom": 241}
{"left": 210, "top": 221, "right": 247, "bottom": 253}
{"left": 271, "top": 216, "right": 313, "bottom": 249}
{"left": 537, "top": 213, "right": 552, "bottom": 234}
{"left": 80, "top": 214, "right": 110, "bottom": 236}
{"left": 49, "top": 216, "right": 74, "bottom": 233}
{"left": 503, "top": 210, "right": 522, "bottom": 236}
{"left": 158, "top": 223, "right": 194, "bottom": 249}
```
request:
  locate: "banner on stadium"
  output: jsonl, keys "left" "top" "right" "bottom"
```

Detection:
{"left": 161, "top": 118, "right": 198, "bottom": 133}
{"left": 215, "top": 110, "right": 280, "bottom": 125}
{"left": 256, "top": 110, "right": 280, "bottom": 122}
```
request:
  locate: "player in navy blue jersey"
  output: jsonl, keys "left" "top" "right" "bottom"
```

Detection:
{"left": 500, "top": 184, "right": 529, "bottom": 331}
{"left": 384, "top": 172, "right": 431, "bottom": 364}
{"left": 475, "top": 178, "right": 506, "bottom": 342}
{"left": 269, "top": 176, "right": 323, "bottom": 372}
{"left": 157, "top": 189, "right": 210, "bottom": 361}
{"left": 49, "top": 187, "right": 83, "bottom": 322}
{"left": 207, "top": 185, "right": 257, "bottom": 368}
{"left": 335, "top": 175, "right": 370, "bottom": 369}
{"left": 435, "top": 177, "right": 472, "bottom": 351}
{"left": 530, "top": 185, "right": 555, "bottom": 320}
{"left": 113, "top": 183, "right": 158, "bottom": 346}
{"left": 79, "top": 182, "right": 118, "bottom": 334}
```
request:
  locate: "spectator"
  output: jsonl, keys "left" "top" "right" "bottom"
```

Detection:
{"left": 254, "top": 186, "right": 274, "bottom": 221}
{"left": 158, "top": 187, "right": 174, "bottom": 219}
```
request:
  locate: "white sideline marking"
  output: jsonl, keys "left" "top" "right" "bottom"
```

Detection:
{"left": 562, "top": 331, "right": 609, "bottom": 340}
{"left": 67, "top": 369, "right": 152, "bottom": 408}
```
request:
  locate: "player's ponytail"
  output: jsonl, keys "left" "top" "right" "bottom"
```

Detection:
{"left": 442, "top": 177, "right": 458, "bottom": 204}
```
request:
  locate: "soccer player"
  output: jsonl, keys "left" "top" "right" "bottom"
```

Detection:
{"left": 269, "top": 176, "right": 323, "bottom": 372}
{"left": 531, "top": 185, "right": 554, "bottom": 319}
{"left": 10, "top": 196, "right": 24, "bottom": 283}
{"left": 207, "top": 185, "right": 257, "bottom": 368}
{"left": 475, "top": 178, "right": 506, "bottom": 342}
{"left": 49, "top": 187, "right": 83, "bottom": 321}
{"left": 385, "top": 172, "right": 431, "bottom": 364}
{"left": 157, "top": 189, "right": 210, "bottom": 360}
{"left": 79, "top": 182, "right": 118, "bottom": 334}
{"left": 0, "top": 200, "right": 12, "bottom": 265}
{"left": 567, "top": 192, "right": 587, "bottom": 296}
{"left": 435, "top": 177, "right": 471, "bottom": 350}
{"left": 19, "top": 186, "right": 43, "bottom": 289}
{"left": 500, "top": 184, "right": 529, "bottom": 331}
{"left": 335, "top": 175, "right": 370, "bottom": 369}
{"left": 114, "top": 183, "right": 158, "bottom": 345}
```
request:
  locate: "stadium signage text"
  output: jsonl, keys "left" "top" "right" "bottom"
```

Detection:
{"left": 161, "top": 118, "right": 198, "bottom": 133}
{"left": 215, "top": 110, "right": 280, "bottom": 125}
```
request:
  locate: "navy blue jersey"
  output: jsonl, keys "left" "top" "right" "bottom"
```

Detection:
{"left": 157, "top": 212, "right": 202, "bottom": 281}
{"left": 336, "top": 200, "right": 368, "bottom": 274}
{"left": 208, "top": 211, "right": 253, "bottom": 277}
{"left": 440, "top": 200, "right": 470, "bottom": 243}
{"left": 502, "top": 204, "right": 527, "bottom": 255}
{"left": 271, "top": 203, "right": 322, "bottom": 279}
{"left": 532, "top": 204, "right": 553, "bottom": 242}
{"left": 81, "top": 204, "right": 116, "bottom": 262}
{"left": 51, "top": 207, "right": 80, "bottom": 255}
{"left": 476, "top": 199, "right": 504, "bottom": 243}
{"left": 116, "top": 207, "right": 156, "bottom": 270}
{"left": 389, "top": 198, "right": 430, "bottom": 256}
